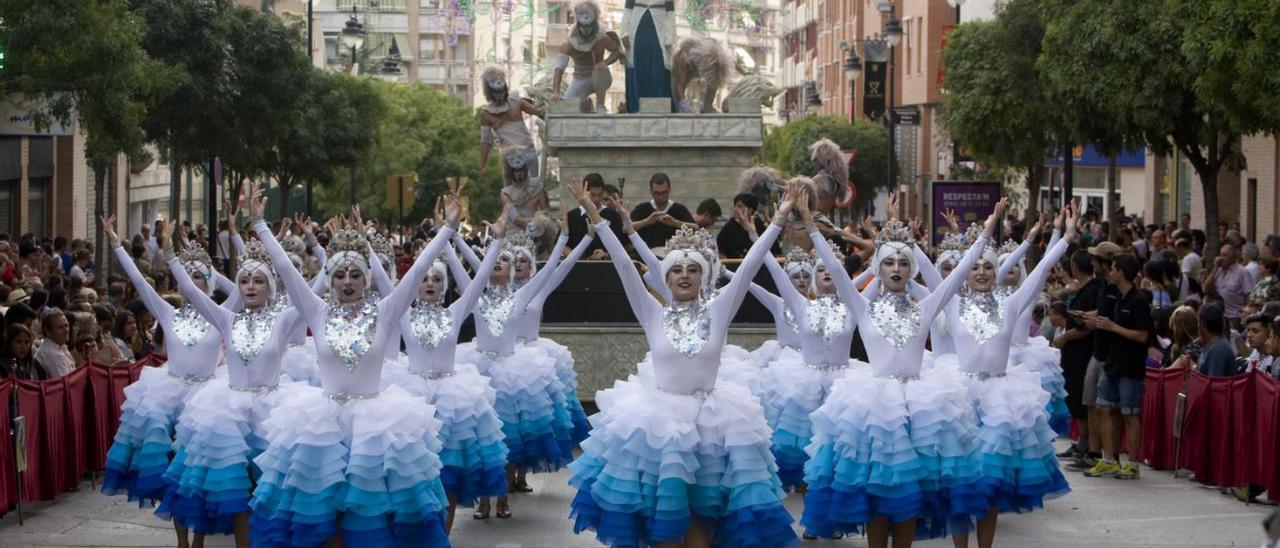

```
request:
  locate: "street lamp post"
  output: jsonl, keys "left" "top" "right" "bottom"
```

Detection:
{"left": 881, "top": 6, "right": 902, "bottom": 197}
{"left": 947, "top": 0, "right": 965, "bottom": 177}
{"left": 340, "top": 7, "right": 365, "bottom": 206}
{"left": 842, "top": 44, "right": 862, "bottom": 125}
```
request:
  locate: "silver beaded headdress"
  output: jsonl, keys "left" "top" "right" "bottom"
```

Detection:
{"left": 936, "top": 231, "right": 967, "bottom": 268}
{"left": 783, "top": 245, "right": 813, "bottom": 277}
{"left": 367, "top": 230, "right": 397, "bottom": 283}
{"left": 236, "top": 240, "right": 278, "bottom": 302}
{"left": 661, "top": 225, "right": 717, "bottom": 290}
{"left": 873, "top": 218, "right": 918, "bottom": 278}
{"left": 178, "top": 242, "right": 216, "bottom": 297}
{"left": 501, "top": 230, "right": 537, "bottom": 278}
{"left": 810, "top": 239, "right": 846, "bottom": 280}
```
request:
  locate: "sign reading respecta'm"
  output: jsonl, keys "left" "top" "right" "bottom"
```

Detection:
{"left": 931, "top": 181, "right": 1002, "bottom": 247}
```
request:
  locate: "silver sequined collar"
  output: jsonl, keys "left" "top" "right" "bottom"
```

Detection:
{"left": 172, "top": 305, "right": 210, "bottom": 348}
{"left": 807, "top": 294, "right": 848, "bottom": 344}
{"left": 869, "top": 292, "right": 921, "bottom": 349}
{"left": 231, "top": 304, "right": 280, "bottom": 365}
{"left": 324, "top": 296, "right": 378, "bottom": 371}
{"left": 409, "top": 300, "right": 452, "bottom": 350}
{"left": 959, "top": 290, "right": 1004, "bottom": 344}
{"left": 663, "top": 298, "right": 711, "bottom": 358}
{"left": 479, "top": 285, "right": 516, "bottom": 337}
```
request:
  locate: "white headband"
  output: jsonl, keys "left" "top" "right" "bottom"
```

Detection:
{"left": 784, "top": 260, "right": 812, "bottom": 278}
{"left": 660, "top": 249, "right": 713, "bottom": 292}
{"left": 182, "top": 261, "right": 216, "bottom": 297}
{"left": 873, "top": 242, "right": 918, "bottom": 279}
{"left": 427, "top": 260, "right": 449, "bottom": 294}
{"left": 997, "top": 252, "right": 1026, "bottom": 284}
{"left": 979, "top": 248, "right": 1001, "bottom": 270}
{"left": 936, "top": 249, "right": 963, "bottom": 269}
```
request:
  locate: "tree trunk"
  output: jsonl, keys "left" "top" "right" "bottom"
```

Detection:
{"left": 279, "top": 177, "right": 293, "bottom": 219}
{"left": 93, "top": 160, "right": 110, "bottom": 290}
{"left": 1025, "top": 163, "right": 1042, "bottom": 224}
{"left": 1106, "top": 154, "right": 1118, "bottom": 242}
{"left": 169, "top": 146, "right": 182, "bottom": 220}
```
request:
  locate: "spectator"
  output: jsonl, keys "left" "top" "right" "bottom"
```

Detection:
{"left": 693, "top": 198, "right": 722, "bottom": 229}
{"left": 1204, "top": 244, "right": 1255, "bottom": 329}
{"left": 112, "top": 310, "right": 148, "bottom": 362}
{"left": 1192, "top": 303, "right": 1236, "bottom": 377}
{"left": 716, "top": 192, "right": 780, "bottom": 259}
{"left": 126, "top": 300, "right": 155, "bottom": 339}
{"left": 1057, "top": 249, "right": 1104, "bottom": 466}
{"left": 69, "top": 249, "right": 94, "bottom": 285}
{"left": 565, "top": 173, "right": 624, "bottom": 259}
{"left": 215, "top": 220, "right": 233, "bottom": 273}
{"left": 0, "top": 324, "right": 45, "bottom": 380}
{"left": 629, "top": 173, "right": 694, "bottom": 249}
{"left": 1085, "top": 252, "right": 1151, "bottom": 480}
{"left": 4, "top": 303, "right": 37, "bottom": 333}
{"left": 1142, "top": 260, "right": 1174, "bottom": 308}
{"left": 107, "top": 282, "right": 128, "bottom": 313}
{"left": 34, "top": 311, "right": 75, "bottom": 379}
{"left": 53, "top": 236, "right": 72, "bottom": 274}
{"left": 1168, "top": 305, "right": 1203, "bottom": 365}
{"left": 1244, "top": 243, "right": 1263, "bottom": 281}
{"left": 1268, "top": 317, "right": 1280, "bottom": 379}
{"left": 1175, "top": 237, "right": 1203, "bottom": 281}
{"left": 1243, "top": 311, "right": 1274, "bottom": 375}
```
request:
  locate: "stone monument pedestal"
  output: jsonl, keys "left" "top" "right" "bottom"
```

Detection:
{"left": 545, "top": 102, "right": 764, "bottom": 208}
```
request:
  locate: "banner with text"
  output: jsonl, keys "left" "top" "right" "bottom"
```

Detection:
{"left": 931, "top": 181, "right": 1002, "bottom": 247}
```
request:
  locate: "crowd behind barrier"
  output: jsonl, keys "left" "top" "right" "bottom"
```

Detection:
{"left": 0, "top": 356, "right": 158, "bottom": 518}
{"left": 1141, "top": 367, "right": 1280, "bottom": 494}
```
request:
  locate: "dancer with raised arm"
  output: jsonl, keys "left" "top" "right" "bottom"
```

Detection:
{"left": 756, "top": 182, "right": 869, "bottom": 535}
{"left": 567, "top": 179, "right": 797, "bottom": 548}
{"left": 917, "top": 204, "right": 1074, "bottom": 548}
{"left": 802, "top": 199, "right": 1007, "bottom": 547}
{"left": 247, "top": 190, "right": 457, "bottom": 547}
{"left": 379, "top": 210, "right": 511, "bottom": 534}
{"left": 146, "top": 182, "right": 307, "bottom": 546}
{"left": 101, "top": 216, "right": 227, "bottom": 548}
{"left": 448, "top": 224, "right": 575, "bottom": 520}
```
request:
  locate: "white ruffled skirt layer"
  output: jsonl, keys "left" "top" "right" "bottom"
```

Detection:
{"left": 156, "top": 382, "right": 305, "bottom": 534}
{"left": 248, "top": 385, "right": 451, "bottom": 548}
{"left": 568, "top": 372, "right": 797, "bottom": 547}
{"left": 102, "top": 365, "right": 224, "bottom": 506}
{"left": 280, "top": 342, "right": 321, "bottom": 387}
{"left": 458, "top": 342, "right": 576, "bottom": 473}
{"left": 750, "top": 340, "right": 801, "bottom": 370}
{"left": 382, "top": 362, "right": 510, "bottom": 506}
{"left": 1010, "top": 338, "right": 1069, "bottom": 435}
{"left": 801, "top": 363, "right": 988, "bottom": 540}
{"left": 759, "top": 354, "right": 867, "bottom": 490}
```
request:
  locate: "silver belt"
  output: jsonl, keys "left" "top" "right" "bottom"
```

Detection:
{"left": 419, "top": 370, "right": 456, "bottom": 380}
{"left": 962, "top": 371, "right": 1006, "bottom": 380}
{"left": 876, "top": 373, "right": 920, "bottom": 383}
{"left": 231, "top": 384, "right": 279, "bottom": 394}
{"left": 480, "top": 350, "right": 514, "bottom": 361}
{"left": 657, "top": 386, "right": 715, "bottom": 399}
{"left": 806, "top": 362, "right": 848, "bottom": 372}
{"left": 325, "top": 392, "right": 380, "bottom": 404}
{"left": 169, "top": 371, "right": 214, "bottom": 385}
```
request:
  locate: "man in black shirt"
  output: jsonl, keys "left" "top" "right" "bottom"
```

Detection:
{"left": 628, "top": 173, "right": 694, "bottom": 248}
{"left": 1067, "top": 241, "right": 1121, "bottom": 471}
{"left": 565, "top": 173, "right": 624, "bottom": 258}
{"left": 1086, "top": 253, "right": 1152, "bottom": 480}
{"left": 1055, "top": 250, "right": 1102, "bottom": 462}
{"left": 716, "top": 193, "right": 781, "bottom": 259}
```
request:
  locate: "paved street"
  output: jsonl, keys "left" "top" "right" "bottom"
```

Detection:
{"left": 0, "top": 447, "right": 1272, "bottom": 548}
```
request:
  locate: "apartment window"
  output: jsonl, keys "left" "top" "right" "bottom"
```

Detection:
{"left": 420, "top": 0, "right": 439, "bottom": 8}
{"left": 28, "top": 178, "right": 49, "bottom": 240}
{"left": 0, "top": 183, "right": 14, "bottom": 237}
{"left": 903, "top": 17, "right": 912, "bottom": 74}
{"left": 339, "top": 0, "right": 407, "bottom": 10}
{"left": 420, "top": 36, "right": 442, "bottom": 60}
{"left": 916, "top": 17, "right": 923, "bottom": 75}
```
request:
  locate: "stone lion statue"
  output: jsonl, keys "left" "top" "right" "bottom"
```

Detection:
{"left": 673, "top": 37, "right": 734, "bottom": 113}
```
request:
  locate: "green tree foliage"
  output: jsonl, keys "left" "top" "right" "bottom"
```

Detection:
{"left": 763, "top": 115, "right": 888, "bottom": 214}
{"left": 1, "top": 0, "right": 157, "bottom": 285}
{"left": 1175, "top": 0, "right": 1280, "bottom": 134}
{"left": 314, "top": 83, "right": 503, "bottom": 225}
{"left": 941, "top": 0, "right": 1055, "bottom": 220}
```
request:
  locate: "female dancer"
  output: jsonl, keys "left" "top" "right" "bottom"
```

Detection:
{"left": 247, "top": 190, "right": 455, "bottom": 547}
{"left": 802, "top": 200, "right": 1006, "bottom": 547}
{"left": 995, "top": 220, "right": 1071, "bottom": 435}
{"left": 448, "top": 227, "right": 575, "bottom": 520}
{"left": 452, "top": 212, "right": 595, "bottom": 445}
{"left": 144, "top": 195, "right": 305, "bottom": 545}
{"left": 917, "top": 205, "right": 1074, "bottom": 548}
{"left": 101, "top": 216, "right": 230, "bottom": 548}
{"left": 568, "top": 179, "right": 797, "bottom": 548}
{"left": 379, "top": 213, "right": 512, "bottom": 533}
{"left": 758, "top": 184, "right": 867, "bottom": 512}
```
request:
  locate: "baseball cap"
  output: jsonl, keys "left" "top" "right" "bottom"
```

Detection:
{"left": 1088, "top": 241, "right": 1123, "bottom": 259}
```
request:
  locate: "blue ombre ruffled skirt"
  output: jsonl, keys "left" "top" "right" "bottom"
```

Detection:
{"left": 382, "top": 362, "right": 509, "bottom": 506}
{"left": 461, "top": 343, "right": 576, "bottom": 473}
{"left": 568, "top": 373, "right": 797, "bottom": 548}
{"left": 155, "top": 381, "right": 303, "bottom": 534}
{"left": 102, "top": 365, "right": 220, "bottom": 506}
{"left": 248, "top": 385, "right": 451, "bottom": 548}
{"left": 932, "top": 355, "right": 1070, "bottom": 522}
{"left": 760, "top": 354, "right": 866, "bottom": 491}
{"left": 802, "top": 364, "right": 988, "bottom": 540}
{"left": 525, "top": 337, "right": 591, "bottom": 444}
{"left": 1011, "top": 339, "right": 1070, "bottom": 435}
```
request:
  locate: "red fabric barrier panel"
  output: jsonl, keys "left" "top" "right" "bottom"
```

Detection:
{"left": 1178, "top": 372, "right": 1212, "bottom": 481}
{"left": 0, "top": 381, "right": 15, "bottom": 513}
{"left": 1140, "top": 368, "right": 1185, "bottom": 470}
{"left": 87, "top": 360, "right": 147, "bottom": 470}
{"left": 1255, "top": 373, "right": 1280, "bottom": 496}
{"left": 16, "top": 380, "right": 58, "bottom": 501}
{"left": 1225, "top": 374, "right": 1255, "bottom": 487}
{"left": 60, "top": 369, "right": 88, "bottom": 492}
